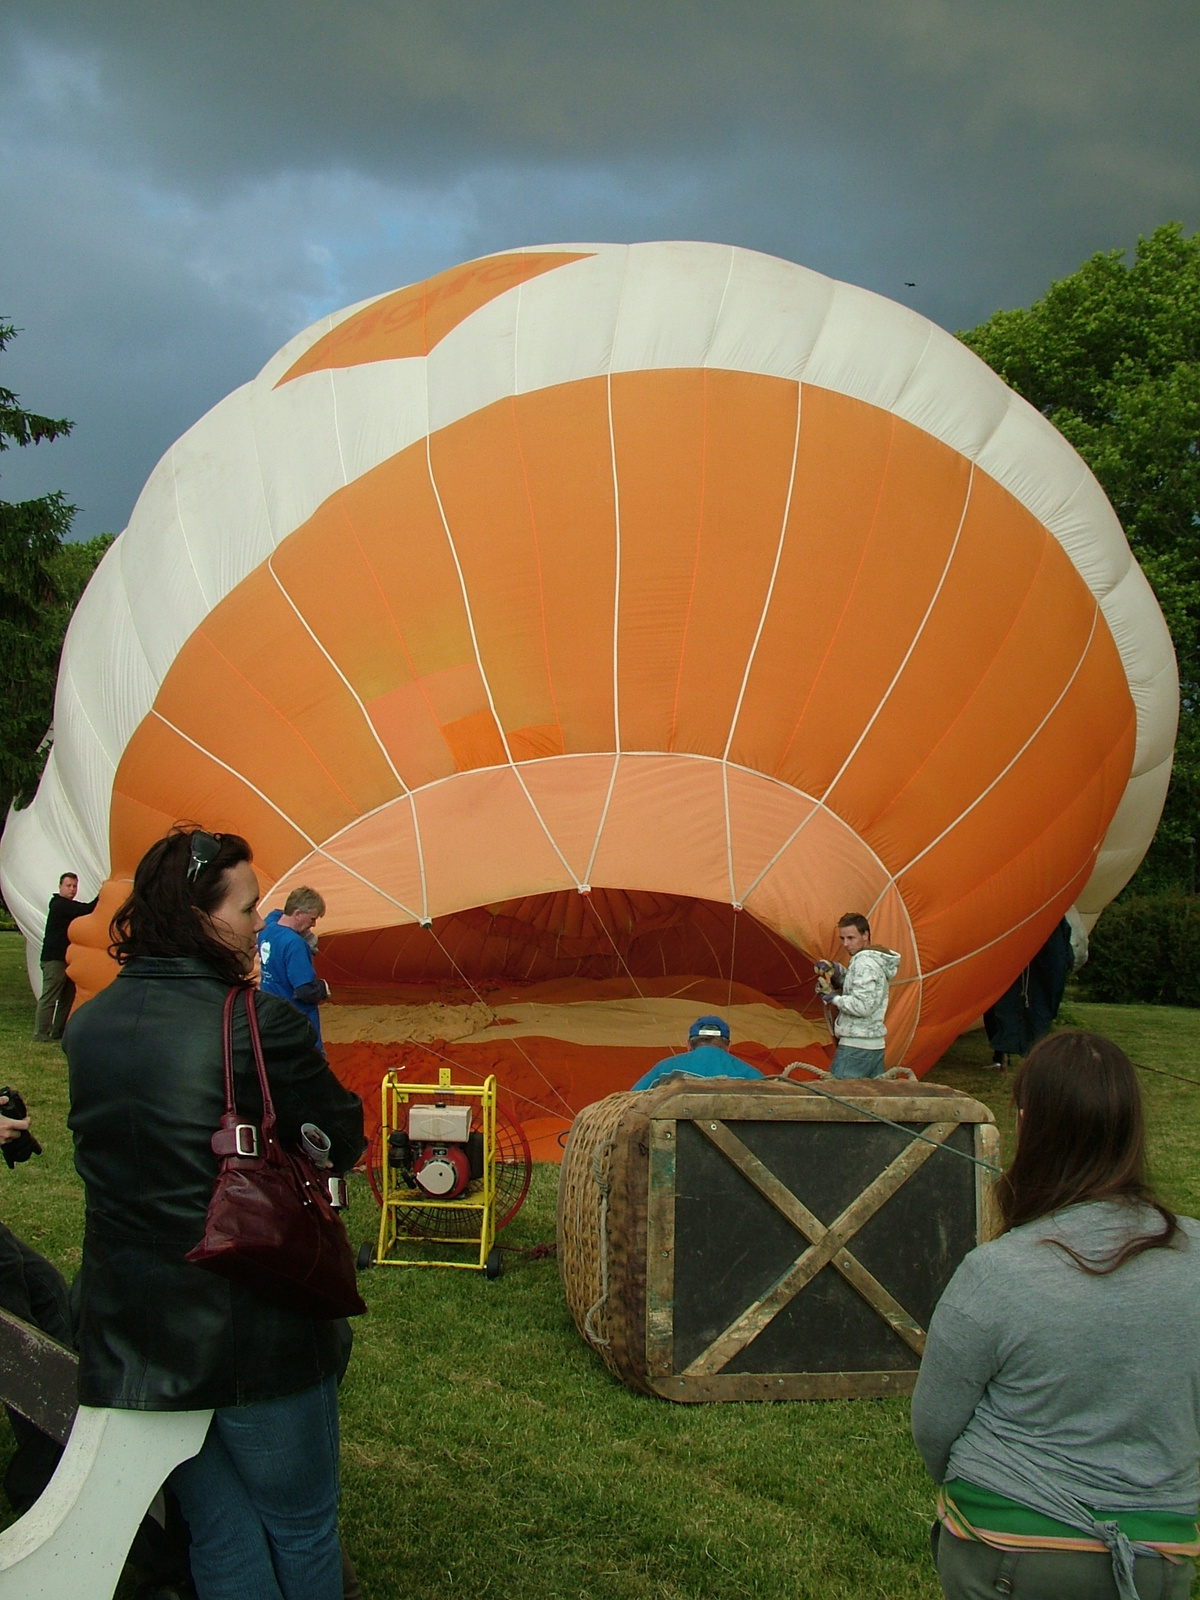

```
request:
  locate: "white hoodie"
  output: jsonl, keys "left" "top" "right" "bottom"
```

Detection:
{"left": 830, "top": 946, "right": 901, "bottom": 1051}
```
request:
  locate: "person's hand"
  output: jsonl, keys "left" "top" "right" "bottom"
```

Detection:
{"left": 0, "top": 1090, "right": 41, "bottom": 1166}
{"left": 814, "top": 972, "right": 834, "bottom": 999}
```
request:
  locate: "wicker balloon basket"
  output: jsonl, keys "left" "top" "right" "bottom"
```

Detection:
{"left": 557, "top": 1076, "right": 998, "bottom": 1402}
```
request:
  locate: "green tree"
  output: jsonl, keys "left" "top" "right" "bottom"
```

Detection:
{"left": 0, "top": 322, "right": 112, "bottom": 815}
{"left": 961, "top": 223, "right": 1200, "bottom": 892}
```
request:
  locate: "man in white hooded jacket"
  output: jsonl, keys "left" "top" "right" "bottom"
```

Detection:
{"left": 816, "top": 912, "right": 901, "bottom": 1078}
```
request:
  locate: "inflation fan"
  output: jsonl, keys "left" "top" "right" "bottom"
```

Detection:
{"left": 357, "top": 1069, "right": 532, "bottom": 1278}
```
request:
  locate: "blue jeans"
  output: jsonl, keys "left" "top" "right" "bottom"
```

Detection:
{"left": 830, "top": 1043, "right": 886, "bottom": 1079}
{"left": 169, "top": 1376, "right": 341, "bottom": 1600}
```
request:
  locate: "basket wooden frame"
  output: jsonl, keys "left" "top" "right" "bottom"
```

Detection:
{"left": 641, "top": 1087, "right": 999, "bottom": 1401}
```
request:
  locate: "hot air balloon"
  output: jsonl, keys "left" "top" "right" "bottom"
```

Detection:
{"left": 0, "top": 244, "right": 1176, "bottom": 1154}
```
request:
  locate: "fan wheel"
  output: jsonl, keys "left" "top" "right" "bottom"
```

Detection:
{"left": 366, "top": 1094, "right": 532, "bottom": 1241}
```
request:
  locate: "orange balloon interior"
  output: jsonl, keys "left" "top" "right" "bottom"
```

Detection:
{"left": 317, "top": 888, "right": 813, "bottom": 992}
{"left": 312, "top": 887, "right": 836, "bottom": 1157}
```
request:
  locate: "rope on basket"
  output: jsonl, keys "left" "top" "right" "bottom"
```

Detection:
{"left": 779, "top": 1066, "right": 1003, "bottom": 1176}
{"left": 582, "top": 1138, "right": 616, "bottom": 1350}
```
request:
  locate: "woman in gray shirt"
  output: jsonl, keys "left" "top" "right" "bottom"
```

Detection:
{"left": 911, "top": 1031, "right": 1200, "bottom": 1600}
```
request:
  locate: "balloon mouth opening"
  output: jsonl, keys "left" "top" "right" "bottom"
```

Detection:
{"left": 313, "top": 889, "right": 839, "bottom": 1160}
{"left": 316, "top": 889, "right": 823, "bottom": 1009}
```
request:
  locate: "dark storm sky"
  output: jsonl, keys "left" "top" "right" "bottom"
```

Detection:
{"left": 2, "top": 1, "right": 1197, "bottom": 538}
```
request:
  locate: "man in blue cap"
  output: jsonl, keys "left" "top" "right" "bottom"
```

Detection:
{"left": 631, "top": 1015, "right": 765, "bottom": 1091}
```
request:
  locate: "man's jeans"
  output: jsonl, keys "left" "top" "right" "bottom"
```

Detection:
{"left": 32, "top": 960, "right": 74, "bottom": 1042}
{"left": 169, "top": 1375, "right": 342, "bottom": 1600}
{"left": 830, "top": 1043, "right": 887, "bottom": 1079}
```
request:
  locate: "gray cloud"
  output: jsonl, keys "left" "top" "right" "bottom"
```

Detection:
{"left": 7, "top": 2, "right": 1197, "bottom": 184}
{"left": 1, "top": 2, "right": 1197, "bottom": 538}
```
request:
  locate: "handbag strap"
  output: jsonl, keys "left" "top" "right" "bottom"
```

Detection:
{"left": 220, "top": 985, "right": 278, "bottom": 1140}
{"left": 220, "top": 987, "right": 240, "bottom": 1116}
{"left": 240, "top": 986, "right": 277, "bottom": 1137}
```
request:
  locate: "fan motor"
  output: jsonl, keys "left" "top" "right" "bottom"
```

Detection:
{"left": 401, "top": 1102, "right": 482, "bottom": 1200}
{"left": 412, "top": 1143, "right": 473, "bottom": 1199}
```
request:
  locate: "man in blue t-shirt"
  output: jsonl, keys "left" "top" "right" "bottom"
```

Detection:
{"left": 257, "top": 887, "right": 331, "bottom": 1044}
{"left": 631, "top": 1015, "right": 764, "bottom": 1091}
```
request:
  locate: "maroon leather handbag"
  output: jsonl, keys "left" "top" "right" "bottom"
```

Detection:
{"left": 186, "top": 986, "right": 366, "bottom": 1319}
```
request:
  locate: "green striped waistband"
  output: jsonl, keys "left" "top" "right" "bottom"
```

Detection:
{"left": 941, "top": 1480, "right": 1200, "bottom": 1557}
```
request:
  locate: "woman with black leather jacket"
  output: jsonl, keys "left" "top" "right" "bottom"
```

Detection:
{"left": 65, "top": 828, "right": 365, "bottom": 1600}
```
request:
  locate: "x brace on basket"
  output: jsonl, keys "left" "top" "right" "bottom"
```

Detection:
{"left": 679, "top": 1117, "right": 958, "bottom": 1373}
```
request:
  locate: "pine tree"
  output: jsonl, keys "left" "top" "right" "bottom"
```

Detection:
{"left": 0, "top": 322, "right": 111, "bottom": 814}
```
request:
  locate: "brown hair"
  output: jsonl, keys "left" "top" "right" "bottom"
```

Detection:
{"left": 110, "top": 827, "right": 256, "bottom": 988}
{"left": 997, "top": 1029, "right": 1179, "bottom": 1273}
{"left": 838, "top": 912, "right": 870, "bottom": 936}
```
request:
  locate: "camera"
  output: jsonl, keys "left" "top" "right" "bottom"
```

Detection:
{"left": 0, "top": 1089, "right": 42, "bottom": 1169}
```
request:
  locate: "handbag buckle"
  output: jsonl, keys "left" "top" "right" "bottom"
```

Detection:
{"left": 235, "top": 1123, "right": 259, "bottom": 1158}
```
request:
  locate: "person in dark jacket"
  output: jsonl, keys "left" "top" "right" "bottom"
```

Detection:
{"left": 33, "top": 872, "right": 97, "bottom": 1041}
{"left": 0, "top": 1094, "right": 71, "bottom": 1513}
{"left": 65, "top": 827, "right": 365, "bottom": 1600}
{"left": 983, "top": 916, "right": 1075, "bottom": 1068}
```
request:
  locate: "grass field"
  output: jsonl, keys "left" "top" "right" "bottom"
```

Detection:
{"left": 0, "top": 933, "right": 1198, "bottom": 1598}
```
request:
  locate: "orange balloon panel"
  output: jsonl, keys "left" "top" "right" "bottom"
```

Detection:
{"left": 277, "top": 251, "right": 592, "bottom": 381}
{"left": 92, "top": 370, "right": 1134, "bottom": 1075}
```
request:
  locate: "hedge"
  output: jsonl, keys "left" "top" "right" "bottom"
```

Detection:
{"left": 1076, "top": 893, "right": 1200, "bottom": 1007}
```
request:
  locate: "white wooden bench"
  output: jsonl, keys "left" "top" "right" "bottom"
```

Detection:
{"left": 0, "top": 1307, "right": 210, "bottom": 1599}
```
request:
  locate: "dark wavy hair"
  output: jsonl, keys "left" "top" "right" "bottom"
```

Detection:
{"left": 996, "top": 1029, "right": 1180, "bottom": 1273}
{"left": 110, "top": 826, "right": 255, "bottom": 987}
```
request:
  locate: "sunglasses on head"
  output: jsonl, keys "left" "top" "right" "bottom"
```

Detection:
{"left": 186, "top": 830, "right": 222, "bottom": 885}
